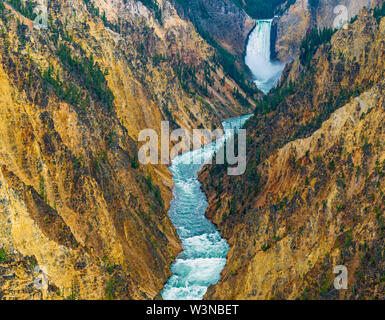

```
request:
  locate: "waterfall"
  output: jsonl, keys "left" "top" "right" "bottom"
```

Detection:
{"left": 245, "top": 19, "right": 285, "bottom": 94}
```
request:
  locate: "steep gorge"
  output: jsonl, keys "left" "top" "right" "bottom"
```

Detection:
{"left": 2, "top": 0, "right": 384, "bottom": 302}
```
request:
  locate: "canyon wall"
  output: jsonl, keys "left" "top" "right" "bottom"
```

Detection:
{"left": 172, "top": 0, "right": 256, "bottom": 58}
{"left": 274, "top": 0, "right": 383, "bottom": 61}
{"left": 0, "top": 0, "right": 252, "bottom": 299}
{"left": 200, "top": 10, "right": 385, "bottom": 299}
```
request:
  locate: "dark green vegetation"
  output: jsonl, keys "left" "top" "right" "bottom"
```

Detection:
{"left": 55, "top": 43, "right": 113, "bottom": 110}
{"left": 21, "top": 3, "right": 114, "bottom": 114}
{"left": 42, "top": 43, "right": 114, "bottom": 112}
{"left": 0, "top": 3, "right": 176, "bottom": 298}
{"left": 172, "top": 0, "right": 259, "bottom": 102}
{"left": 201, "top": 5, "right": 385, "bottom": 300}
{"left": 209, "top": 34, "right": 257, "bottom": 99}
{"left": 0, "top": 248, "right": 7, "bottom": 263}
{"left": 137, "top": 0, "right": 162, "bottom": 23}
{"left": 308, "top": 0, "right": 320, "bottom": 13}
{"left": 300, "top": 28, "right": 335, "bottom": 68}
{"left": 373, "top": 2, "right": 385, "bottom": 21}
{"left": 230, "top": 0, "right": 289, "bottom": 19}
{"left": 83, "top": 0, "right": 121, "bottom": 32}
{"left": 81, "top": 0, "right": 255, "bottom": 109}
{"left": 6, "top": 0, "right": 37, "bottom": 20}
{"left": 1, "top": 2, "right": 115, "bottom": 114}
{"left": 0, "top": 2, "right": 145, "bottom": 176}
{"left": 197, "top": 29, "right": 256, "bottom": 100}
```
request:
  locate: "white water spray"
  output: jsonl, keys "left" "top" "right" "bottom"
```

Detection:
{"left": 245, "top": 19, "right": 285, "bottom": 94}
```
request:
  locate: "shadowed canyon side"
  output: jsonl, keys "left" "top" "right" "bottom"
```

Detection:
{"left": 0, "top": 0, "right": 254, "bottom": 300}
{"left": 200, "top": 9, "right": 385, "bottom": 299}
{"left": 172, "top": 0, "right": 255, "bottom": 59}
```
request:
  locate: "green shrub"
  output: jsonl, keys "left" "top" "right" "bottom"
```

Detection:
{"left": 105, "top": 276, "right": 117, "bottom": 300}
{"left": 131, "top": 155, "right": 140, "bottom": 169}
{"left": 7, "top": 0, "right": 36, "bottom": 20}
{"left": 261, "top": 243, "right": 271, "bottom": 251}
{"left": 0, "top": 249, "right": 7, "bottom": 262}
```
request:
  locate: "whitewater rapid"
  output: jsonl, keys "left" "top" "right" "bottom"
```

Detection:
{"left": 245, "top": 19, "right": 285, "bottom": 93}
{"left": 161, "top": 114, "right": 252, "bottom": 300}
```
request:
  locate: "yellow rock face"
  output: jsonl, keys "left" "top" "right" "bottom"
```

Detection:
{"left": 0, "top": 0, "right": 250, "bottom": 299}
{"left": 206, "top": 86, "right": 385, "bottom": 299}
{"left": 274, "top": 0, "right": 382, "bottom": 61}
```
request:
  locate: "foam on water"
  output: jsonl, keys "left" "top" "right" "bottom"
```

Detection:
{"left": 161, "top": 114, "right": 252, "bottom": 300}
{"left": 245, "top": 19, "right": 285, "bottom": 94}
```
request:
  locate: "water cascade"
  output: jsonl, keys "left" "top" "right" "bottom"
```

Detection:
{"left": 245, "top": 19, "right": 285, "bottom": 93}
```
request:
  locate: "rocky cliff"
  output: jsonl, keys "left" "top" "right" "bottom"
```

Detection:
{"left": 172, "top": 0, "right": 255, "bottom": 58}
{"left": 0, "top": 0, "right": 252, "bottom": 299}
{"left": 200, "top": 9, "right": 385, "bottom": 299}
{"left": 274, "top": 0, "right": 383, "bottom": 61}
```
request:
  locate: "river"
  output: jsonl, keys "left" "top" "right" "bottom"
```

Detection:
{"left": 161, "top": 114, "right": 252, "bottom": 300}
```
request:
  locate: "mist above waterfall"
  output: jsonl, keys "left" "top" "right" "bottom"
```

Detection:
{"left": 245, "top": 19, "right": 285, "bottom": 94}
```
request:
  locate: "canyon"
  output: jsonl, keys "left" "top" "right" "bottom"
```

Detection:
{"left": 0, "top": 0, "right": 385, "bottom": 301}
{"left": 274, "top": 0, "right": 383, "bottom": 61}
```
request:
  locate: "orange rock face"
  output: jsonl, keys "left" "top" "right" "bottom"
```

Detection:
{"left": 0, "top": 0, "right": 251, "bottom": 299}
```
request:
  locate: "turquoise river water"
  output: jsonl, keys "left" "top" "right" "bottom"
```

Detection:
{"left": 161, "top": 114, "right": 252, "bottom": 300}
